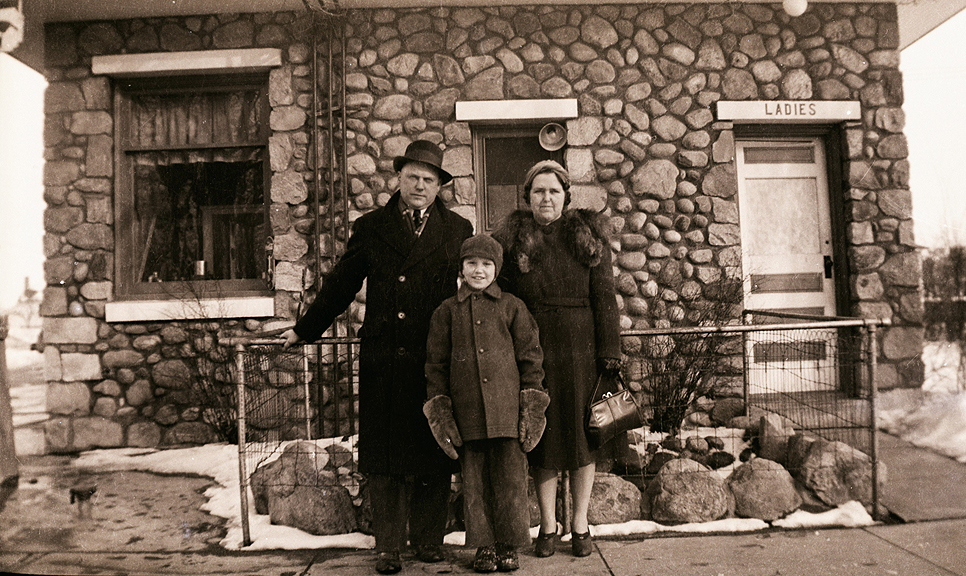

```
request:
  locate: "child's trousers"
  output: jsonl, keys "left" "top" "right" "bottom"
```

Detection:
{"left": 462, "top": 438, "right": 532, "bottom": 548}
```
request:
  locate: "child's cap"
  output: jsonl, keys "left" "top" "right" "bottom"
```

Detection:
{"left": 460, "top": 234, "right": 503, "bottom": 275}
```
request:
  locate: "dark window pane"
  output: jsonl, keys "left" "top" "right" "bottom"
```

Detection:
{"left": 744, "top": 146, "right": 814, "bottom": 164}
{"left": 478, "top": 130, "right": 564, "bottom": 233}
{"left": 134, "top": 159, "right": 265, "bottom": 283}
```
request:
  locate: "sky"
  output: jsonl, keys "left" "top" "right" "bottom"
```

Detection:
{"left": 903, "top": 8, "right": 966, "bottom": 249}
{"left": 0, "top": 53, "right": 45, "bottom": 310}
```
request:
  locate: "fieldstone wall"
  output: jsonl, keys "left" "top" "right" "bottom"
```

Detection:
{"left": 41, "top": 2, "right": 922, "bottom": 453}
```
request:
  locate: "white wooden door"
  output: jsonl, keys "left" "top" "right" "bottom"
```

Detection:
{"left": 736, "top": 139, "right": 837, "bottom": 394}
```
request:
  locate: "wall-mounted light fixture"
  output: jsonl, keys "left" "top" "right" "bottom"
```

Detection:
{"left": 0, "top": 0, "right": 24, "bottom": 53}
{"left": 783, "top": 0, "right": 808, "bottom": 17}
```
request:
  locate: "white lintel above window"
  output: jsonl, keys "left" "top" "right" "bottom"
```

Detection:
{"left": 91, "top": 48, "right": 282, "bottom": 77}
{"left": 105, "top": 296, "right": 275, "bottom": 323}
{"left": 455, "top": 99, "right": 578, "bottom": 124}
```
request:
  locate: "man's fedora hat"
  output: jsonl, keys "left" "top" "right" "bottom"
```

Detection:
{"left": 393, "top": 140, "right": 453, "bottom": 185}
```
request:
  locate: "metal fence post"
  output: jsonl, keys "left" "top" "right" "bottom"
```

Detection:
{"left": 234, "top": 342, "right": 252, "bottom": 547}
{"left": 867, "top": 322, "right": 881, "bottom": 521}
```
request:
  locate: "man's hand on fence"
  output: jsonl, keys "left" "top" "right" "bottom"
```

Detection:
{"left": 280, "top": 329, "right": 301, "bottom": 349}
{"left": 423, "top": 395, "right": 462, "bottom": 459}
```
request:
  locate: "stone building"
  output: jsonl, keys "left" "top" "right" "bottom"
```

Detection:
{"left": 35, "top": 1, "right": 927, "bottom": 453}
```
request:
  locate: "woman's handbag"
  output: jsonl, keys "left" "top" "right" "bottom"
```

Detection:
{"left": 586, "top": 372, "right": 645, "bottom": 449}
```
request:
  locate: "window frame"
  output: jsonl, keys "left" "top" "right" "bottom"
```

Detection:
{"left": 472, "top": 124, "right": 565, "bottom": 234}
{"left": 113, "top": 72, "right": 273, "bottom": 300}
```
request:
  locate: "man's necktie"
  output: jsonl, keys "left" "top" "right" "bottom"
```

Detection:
{"left": 412, "top": 209, "right": 423, "bottom": 232}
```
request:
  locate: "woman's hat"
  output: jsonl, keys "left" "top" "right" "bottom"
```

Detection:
{"left": 460, "top": 234, "right": 503, "bottom": 275}
{"left": 393, "top": 140, "right": 453, "bottom": 185}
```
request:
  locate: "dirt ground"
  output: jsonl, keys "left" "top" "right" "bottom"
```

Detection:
{"left": 0, "top": 456, "right": 227, "bottom": 555}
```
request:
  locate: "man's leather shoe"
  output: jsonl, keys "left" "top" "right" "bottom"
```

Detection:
{"left": 416, "top": 544, "right": 444, "bottom": 563}
{"left": 375, "top": 551, "right": 402, "bottom": 574}
{"left": 495, "top": 543, "right": 520, "bottom": 572}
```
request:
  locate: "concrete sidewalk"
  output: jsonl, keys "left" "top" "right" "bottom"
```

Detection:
{"left": 3, "top": 519, "right": 965, "bottom": 575}
{"left": 2, "top": 451, "right": 965, "bottom": 576}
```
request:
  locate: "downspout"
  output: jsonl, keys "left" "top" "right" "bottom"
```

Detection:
{"left": 311, "top": 29, "right": 322, "bottom": 303}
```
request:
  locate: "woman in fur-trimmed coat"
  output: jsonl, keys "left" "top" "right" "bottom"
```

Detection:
{"left": 493, "top": 160, "right": 621, "bottom": 558}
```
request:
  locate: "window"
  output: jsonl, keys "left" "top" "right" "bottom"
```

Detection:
{"left": 473, "top": 126, "right": 564, "bottom": 233}
{"left": 115, "top": 74, "right": 270, "bottom": 298}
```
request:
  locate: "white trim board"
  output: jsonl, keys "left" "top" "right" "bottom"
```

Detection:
{"left": 716, "top": 100, "right": 860, "bottom": 123}
{"left": 456, "top": 99, "right": 578, "bottom": 123}
{"left": 91, "top": 48, "right": 282, "bottom": 77}
{"left": 105, "top": 296, "right": 275, "bottom": 322}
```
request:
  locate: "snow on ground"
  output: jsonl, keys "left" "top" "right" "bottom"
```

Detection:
{"left": 876, "top": 341, "right": 966, "bottom": 463}
{"left": 72, "top": 432, "right": 871, "bottom": 551}
{"left": 39, "top": 340, "right": 966, "bottom": 551}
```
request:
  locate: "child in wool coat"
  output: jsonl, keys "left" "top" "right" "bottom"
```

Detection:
{"left": 424, "top": 234, "right": 549, "bottom": 573}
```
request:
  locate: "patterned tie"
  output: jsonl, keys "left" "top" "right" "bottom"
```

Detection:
{"left": 412, "top": 209, "right": 423, "bottom": 232}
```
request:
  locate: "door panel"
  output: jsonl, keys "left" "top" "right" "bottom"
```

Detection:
{"left": 737, "top": 139, "right": 837, "bottom": 393}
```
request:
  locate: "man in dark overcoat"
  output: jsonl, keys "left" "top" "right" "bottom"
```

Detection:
{"left": 282, "top": 140, "right": 473, "bottom": 574}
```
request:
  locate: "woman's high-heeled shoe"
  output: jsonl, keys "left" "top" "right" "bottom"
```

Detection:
{"left": 533, "top": 530, "right": 557, "bottom": 557}
{"left": 571, "top": 531, "right": 593, "bottom": 557}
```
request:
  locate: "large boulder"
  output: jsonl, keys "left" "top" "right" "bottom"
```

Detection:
{"left": 758, "top": 413, "right": 796, "bottom": 464}
{"left": 588, "top": 472, "right": 643, "bottom": 525}
{"left": 534, "top": 472, "right": 643, "bottom": 526}
{"left": 787, "top": 434, "right": 885, "bottom": 506}
{"left": 648, "top": 458, "right": 734, "bottom": 524}
{"left": 268, "top": 483, "right": 357, "bottom": 535}
{"left": 728, "top": 457, "right": 802, "bottom": 521}
{"left": 250, "top": 441, "right": 358, "bottom": 535}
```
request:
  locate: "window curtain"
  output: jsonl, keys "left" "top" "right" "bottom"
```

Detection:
{"left": 131, "top": 88, "right": 264, "bottom": 157}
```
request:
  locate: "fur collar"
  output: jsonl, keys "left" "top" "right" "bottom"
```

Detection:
{"left": 494, "top": 209, "right": 609, "bottom": 273}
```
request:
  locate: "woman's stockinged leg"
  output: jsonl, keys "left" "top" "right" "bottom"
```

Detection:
{"left": 531, "top": 467, "right": 559, "bottom": 534}
{"left": 569, "top": 463, "right": 596, "bottom": 534}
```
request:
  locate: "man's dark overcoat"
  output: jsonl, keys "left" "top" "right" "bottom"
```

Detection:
{"left": 294, "top": 191, "right": 473, "bottom": 476}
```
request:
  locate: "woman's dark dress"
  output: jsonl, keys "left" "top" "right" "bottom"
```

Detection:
{"left": 496, "top": 211, "right": 621, "bottom": 470}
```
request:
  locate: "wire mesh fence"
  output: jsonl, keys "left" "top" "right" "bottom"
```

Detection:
{"left": 227, "top": 336, "right": 362, "bottom": 546}
{"left": 620, "top": 312, "right": 888, "bottom": 521}
{"left": 230, "top": 314, "right": 890, "bottom": 545}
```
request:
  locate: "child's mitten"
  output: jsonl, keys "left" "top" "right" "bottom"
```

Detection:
{"left": 423, "top": 395, "right": 462, "bottom": 459}
{"left": 519, "top": 388, "right": 551, "bottom": 452}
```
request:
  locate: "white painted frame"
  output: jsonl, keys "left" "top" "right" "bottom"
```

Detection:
{"left": 105, "top": 296, "right": 275, "bottom": 323}
{"left": 92, "top": 48, "right": 282, "bottom": 77}
{"left": 456, "top": 99, "right": 577, "bottom": 123}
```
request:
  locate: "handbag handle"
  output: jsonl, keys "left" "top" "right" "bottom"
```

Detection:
{"left": 591, "top": 369, "right": 628, "bottom": 402}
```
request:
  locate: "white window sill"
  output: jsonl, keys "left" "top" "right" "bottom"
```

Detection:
{"left": 105, "top": 296, "right": 275, "bottom": 323}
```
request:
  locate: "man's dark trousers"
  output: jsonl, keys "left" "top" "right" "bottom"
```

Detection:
{"left": 368, "top": 473, "right": 450, "bottom": 552}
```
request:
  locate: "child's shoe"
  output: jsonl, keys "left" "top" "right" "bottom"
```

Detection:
{"left": 473, "top": 545, "right": 498, "bottom": 573}
{"left": 495, "top": 543, "right": 519, "bottom": 572}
